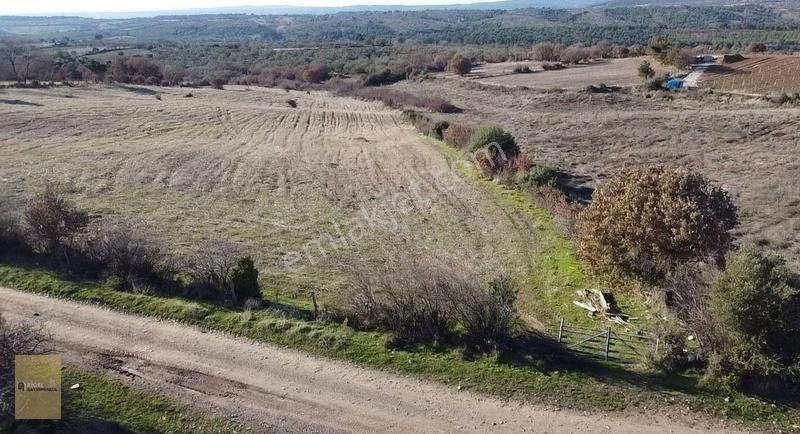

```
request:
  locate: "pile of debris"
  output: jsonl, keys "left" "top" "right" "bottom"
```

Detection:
{"left": 573, "top": 289, "right": 635, "bottom": 325}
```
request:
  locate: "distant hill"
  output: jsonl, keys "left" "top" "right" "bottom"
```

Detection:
{"left": 34, "top": 0, "right": 605, "bottom": 19}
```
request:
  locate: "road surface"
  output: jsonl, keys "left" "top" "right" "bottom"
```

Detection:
{"left": 0, "top": 287, "right": 738, "bottom": 433}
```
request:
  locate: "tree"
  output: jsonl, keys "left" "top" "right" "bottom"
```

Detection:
{"left": 577, "top": 166, "right": 738, "bottom": 283}
{"left": 230, "top": 256, "right": 261, "bottom": 303}
{"left": 448, "top": 54, "right": 471, "bottom": 76}
{"left": 638, "top": 60, "right": 655, "bottom": 81}
{"left": 0, "top": 42, "right": 49, "bottom": 83}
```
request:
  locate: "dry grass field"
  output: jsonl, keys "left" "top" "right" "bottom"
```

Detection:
{"left": 469, "top": 57, "right": 676, "bottom": 90}
{"left": 0, "top": 84, "right": 577, "bottom": 308}
{"left": 393, "top": 78, "right": 800, "bottom": 270}
{"left": 699, "top": 55, "right": 800, "bottom": 95}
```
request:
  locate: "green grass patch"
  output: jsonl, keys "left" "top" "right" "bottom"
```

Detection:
{"left": 4, "top": 368, "right": 237, "bottom": 433}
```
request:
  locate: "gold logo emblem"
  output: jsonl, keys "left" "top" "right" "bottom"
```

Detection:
{"left": 15, "top": 355, "right": 61, "bottom": 420}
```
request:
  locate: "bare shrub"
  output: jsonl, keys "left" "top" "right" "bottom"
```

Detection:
{"left": 531, "top": 186, "right": 584, "bottom": 237}
{"left": 211, "top": 78, "right": 226, "bottom": 90}
{"left": 442, "top": 122, "right": 473, "bottom": 149}
{"left": 532, "top": 42, "right": 558, "bottom": 62}
{"left": 84, "top": 221, "right": 170, "bottom": 290}
{"left": 347, "top": 261, "right": 459, "bottom": 346}
{"left": 577, "top": 166, "right": 738, "bottom": 283}
{"left": 403, "top": 110, "right": 434, "bottom": 135}
{"left": 448, "top": 54, "right": 471, "bottom": 76}
{"left": 187, "top": 241, "right": 260, "bottom": 304}
{"left": 0, "top": 313, "right": 50, "bottom": 419}
{"left": 345, "top": 258, "right": 519, "bottom": 349}
{"left": 353, "top": 87, "right": 460, "bottom": 113}
{"left": 451, "top": 276, "right": 518, "bottom": 349}
{"left": 187, "top": 240, "right": 240, "bottom": 301}
{"left": 24, "top": 185, "right": 89, "bottom": 255}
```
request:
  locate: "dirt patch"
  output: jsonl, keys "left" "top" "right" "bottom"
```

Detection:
{"left": 391, "top": 78, "right": 800, "bottom": 270}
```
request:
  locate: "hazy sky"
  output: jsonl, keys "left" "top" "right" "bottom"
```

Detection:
{"left": 2, "top": 0, "right": 489, "bottom": 15}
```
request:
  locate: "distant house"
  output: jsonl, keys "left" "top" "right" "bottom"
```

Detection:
{"left": 666, "top": 78, "right": 684, "bottom": 91}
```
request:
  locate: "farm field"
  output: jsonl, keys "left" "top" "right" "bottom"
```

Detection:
{"left": 392, "top": 78, "right": 800, "bottom": 270}
{"left": 470, "top": 57, "right": 676, "bottom": 89}
{"left": 699, "top": 55, "right": 800, "bottom": 95}
{"left": 0, "top": 84, "right": 585, "bottom": 320}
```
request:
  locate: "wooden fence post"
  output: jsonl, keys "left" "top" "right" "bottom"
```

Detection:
{"left": 311, "top": 292, "right": 319, "bottom": 319}
{"left": 557, "top": 318, "right": 564, "bottom": 343}
{"left": 604, "top": 327, "right": 612, "bottom": 361}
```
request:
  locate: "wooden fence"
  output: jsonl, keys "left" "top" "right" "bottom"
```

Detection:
{"left": 556, "top": 319, "right": 658, "bottom": 364}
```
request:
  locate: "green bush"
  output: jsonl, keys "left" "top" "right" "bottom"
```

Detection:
{"left": 467, "top": 126, "right": 519, "bottom": 157}
{"left": 577, "top": 166, "right": 738, "bottom": 283}
{"left": 429, "top": 120, "right": 450, "bottom": 140}
{"left": 523, "top": 166, "right": 560, "bottom": 188}
{"left": 647, "top": 73, "right": 669, "bottom": 90}
{"left": 230, "top": 256, "right": 261, "bottom": 303}
{"left": 707, "top": 246, "right": 800, "bottom": 385}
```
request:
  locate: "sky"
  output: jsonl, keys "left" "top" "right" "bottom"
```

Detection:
{"left": 1, "top": 0, "right": 490, "bottom": 15}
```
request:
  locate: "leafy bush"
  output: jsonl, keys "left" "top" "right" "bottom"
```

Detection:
{"left": 577, "top": 166, "right": 737, "bottom": 283}
{"left": 230, "top": 256, "right": 261, "bottom": 303}
{"left": 24, "top": 185, "right": 89, "bottom": 254}
{"left": 363, "top": 69, "right": 405, "bottom": 87}
{"left": 468, "top": 126, "right": 519, "bottom": 159}
{"left": 707, "top": 246, "right": 800, "bottom": 385}
{"left": 429, "top": 120, "right": 450, "bottom": 140}
{"left": 647, "top": 73, "right": 669, "bottom": 90}
{"left": 523, "top": 166, "right": 560, "bottom": 188}
{"left": 442, "top": 122, "right": 473, "bottom": 149}
{"left": 302, "top": 64, "right": 329, "bottom": 84}
{"left": 638, "top": 60, "right": 655, "bottom": 80}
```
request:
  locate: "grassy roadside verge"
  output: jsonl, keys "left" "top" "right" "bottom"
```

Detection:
{"left": 3, "top": 368, "right": 238, "bottom": 433}
{"left": 426, "top": 137, "right": 652, "bottom": 329}
{"left": 2, "top": 264, "right": 799, "bottom": 431}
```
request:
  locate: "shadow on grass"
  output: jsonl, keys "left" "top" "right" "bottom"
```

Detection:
{"left": 0, "top": 99, "right": 43, "bottom": 106}
{"left": 1, "top": 418, "right": 134, "bottom": 434}
{"left": 495, "top": 328, "right": 800, "bottom": 410}
{"left": 113, "top": 84, "right": 159, "bottom": 96}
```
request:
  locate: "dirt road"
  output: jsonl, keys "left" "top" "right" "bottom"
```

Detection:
{"left": 0, "top": 287, "right": 736, "bottom": 433}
